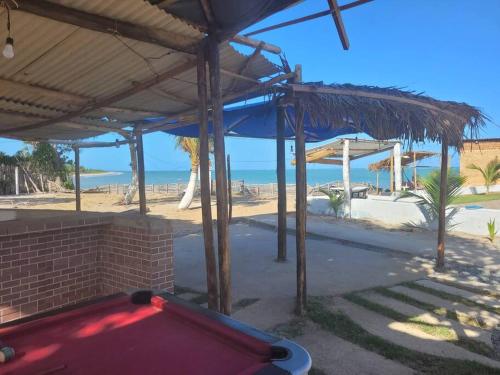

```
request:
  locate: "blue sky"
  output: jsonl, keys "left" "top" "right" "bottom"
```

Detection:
{"left": 1, "top": 0, "right": 499, "bottom": 171}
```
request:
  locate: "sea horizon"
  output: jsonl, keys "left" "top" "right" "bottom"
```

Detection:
{"left": 79, "top": 167, "right": 444, "bottom": 190}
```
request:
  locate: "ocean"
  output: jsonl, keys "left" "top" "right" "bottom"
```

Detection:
{"left": 80, "top": 168, "right": 440, "bottom": 190}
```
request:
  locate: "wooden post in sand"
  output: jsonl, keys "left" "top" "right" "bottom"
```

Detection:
{"left": 208, "top": 33, "right": 231, "bottom": 316}
{"left": 74, "top": 146, "right": 81, "bottom": 212}
{"left": 294, "top": 64, "right": 307, "bottom": 316}
{"left": 197, "top": 44, "right": 218, "bottom": 311}
{"left": 413, "top": 151, "right": 417, "bottom": 192}
{"left": 436, "top": 137, "right": 448, "bottom": 269}
{"left": 276, "top": 103, "right": 287, "bottom": 262}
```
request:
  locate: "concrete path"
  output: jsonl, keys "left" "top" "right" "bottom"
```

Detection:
{"left": 174, "top": 222, "right": 426, "bottom": 301}
{"left": 296, "top": 322, "right": 415, "bottom": 375}
{"left": 244, "top": 213, "right": 500, "bottom": 290}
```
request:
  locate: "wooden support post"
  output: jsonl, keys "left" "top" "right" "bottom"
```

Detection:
{"left": 436, "top": 138, "right": 448, "bottom": 269}
{"left": 197, "top": 45, "right": 219, "bottom": 311}
{"left": 294, "top": 64, "right": 306, "bottom": 316}
{"left": 227, "top": 154, "right": 233, "bottom": 223}
{"left": 277, "top": 104, "right": 287, "bottom": 262}
{"left": 135, "top": 128, "right": 147, "bottom": 215}
{"left": 413, "top": 151, "right": 417, "bottom": 192}
{"left": 342, "top": 139, "right": 351, "bottom": 217}
{"left": 390, "top": 150, "right": 394, "bottom": 193}
{"left": 74, "top": 147, "right": 81, "bottom": 212}
{"left": 14, "top": 166, "right": 19, "bottom": 195}
{"left": 394, "top": 142, "right": 402, "bottom": 193}
{"left": 208, "top": 34, "right": 231, "bottom": 316}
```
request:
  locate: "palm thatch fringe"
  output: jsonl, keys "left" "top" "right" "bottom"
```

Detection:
{"left": 368, "top": 151, "right": 438, "bottom": 172}
{"left": 289, "top": 83, "right": 487, "bottom": 148}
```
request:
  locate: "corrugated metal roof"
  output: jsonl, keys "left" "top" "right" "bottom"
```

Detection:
{"left": 0, "top": 0, "right": 281, "bottom": 140}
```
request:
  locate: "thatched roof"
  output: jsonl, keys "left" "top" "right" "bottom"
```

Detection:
{"left": 289, "top": 83, "right": 487, "bottom": 148}
{"left": 368, "top": 151, "right": 438, "bottom": 172}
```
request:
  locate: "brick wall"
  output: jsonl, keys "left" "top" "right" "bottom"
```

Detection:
{"left": 100, "top": 216, "right": 174, "bottom": 295}
{"left": 0, "top": 213, "right": 173, "bottom": 324}
{"left": 460, "top": 140, "right": 500, "bottom": 186}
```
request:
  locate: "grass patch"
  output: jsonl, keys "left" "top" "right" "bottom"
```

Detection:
{"left": 270, "top": 318, "right": 307, "bottom": 339}
{"left": 403, "top": 282, "right": 500, "bottom": 316}
{"left": 453, "top": 192, "right": 500, "bottom": 204}
{"left": 344, "top": 293, "right": 495, "bottom": 359}
{"left": 306, "top": 297, "right": 500, "bottom": 375}
{"left": 374, "top": 287, "right": 486, "bottom": 329}
{"left": 232, "top": 298, "right": 260, "bottom": 312}
{"left": 428, "top": 277, "right": 500, "bottom": 299}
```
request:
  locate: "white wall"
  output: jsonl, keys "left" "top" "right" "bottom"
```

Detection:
{"left": 460, "top": 184, "right": 500, "bottom": 195}
{"left": 307, "top": 195, "right": 500, "bottom": 237}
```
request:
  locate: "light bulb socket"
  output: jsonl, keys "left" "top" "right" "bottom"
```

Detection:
{"left": 6, "top": 37, "right": 13, "bottom": 46}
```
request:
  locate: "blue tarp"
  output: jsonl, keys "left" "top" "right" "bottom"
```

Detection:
{"left": 161, "top": 101, "right": 358, "bottom": 142}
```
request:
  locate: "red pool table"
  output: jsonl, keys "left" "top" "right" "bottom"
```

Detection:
{"left": 0, "top": 292, "right": 311, "bottom": 375}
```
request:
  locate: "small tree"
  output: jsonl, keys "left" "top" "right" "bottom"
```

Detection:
{"left": 467, "top": 157, "right": 500, "bottom": 193}
{"left": 319, "top": 188, "right": 345, "bottom": 218}
{"left": 401, "top": 169, "right": 466, "bottom": 225}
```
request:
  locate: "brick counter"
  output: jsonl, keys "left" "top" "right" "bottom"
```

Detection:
{"left": 0, "top": 212, "right": 173, "bottom": 323}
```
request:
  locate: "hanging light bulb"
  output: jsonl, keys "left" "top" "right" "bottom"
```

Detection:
{"left": 3, "top": 36, "right": 14, "bottom": 59}
{"left": 2, "top": 4, "right": 14, "bottom": 59}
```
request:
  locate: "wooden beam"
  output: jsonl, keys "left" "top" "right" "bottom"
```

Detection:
{"left": 0, "top": 108, "right": 130, "bottom": 137}
{"left": 276, "top": 104, "right": 287, "bottom": 262}
{"left": 74, "top": 147, "right": 81, "bottom": 212}
{"left": 197, "top": 45, "right": 219, "bottom": 311}
{"left": 436, "top": 138, "right": 448, "bottom": 269}
{"left": 0, "top": 59, "right": 197, "bottom": 135}
{"left": 220, "top": 69, "right": 259, "bottom": 84}
{"left": 49, "top": 138, "right": 134, "bottom": 148}
{"left": 199, "top": 0, "right": 216, "bottom": 26}
{"left": 135, "top": 128, "right": 147, "bottom": 215}
{"left": 208, "top": 34, "right": 231, "bottom": 316}
{"left": 308, "top": 158, "right": 343, "bottom": 165}
{"left": 230, "top": 35, "right": 282, "bottom": 55}
{"left": 294, "top": 64, "right": 307, "bottom": 316}
{"left": 244, "top": 0, "right": 373, "bottom": 37}
{"left": 15, "top": 0, "right": 198, "bottom": 54}
{"left": 327, "top": 0, "right": 350, "bottom": 50}
{"left": 349, "top": 144, "right": 395, "bottom": 160}
{"left": 289, "top": 84, "right": 469, "bottom": 123}
{"left": 0, "top": 78, "right": 169, "bottom": 118}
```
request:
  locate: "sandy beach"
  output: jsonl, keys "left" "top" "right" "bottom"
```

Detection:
{"left": 0, "top": 192, "right": 296, "bottom": 237}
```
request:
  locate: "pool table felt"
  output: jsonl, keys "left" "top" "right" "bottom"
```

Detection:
{"left": 0, "top": 296, "right": 273, "bottom": 375}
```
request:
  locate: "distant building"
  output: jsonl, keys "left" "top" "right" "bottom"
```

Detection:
{"left": 460, "top": 138, "right": 500, "bottom": 186}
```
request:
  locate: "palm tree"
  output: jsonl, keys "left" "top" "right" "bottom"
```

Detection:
{"left": 176, "top": 136, "right": 201, "bottom": 209}
{"left": 467, "top": 157, "right": 500, "bottom": 193}
{"left": 401, "top": 169, "right": 466, "bottom": 224}
{"left": 319, "top": 188, "right": 345, "bottom": 218}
